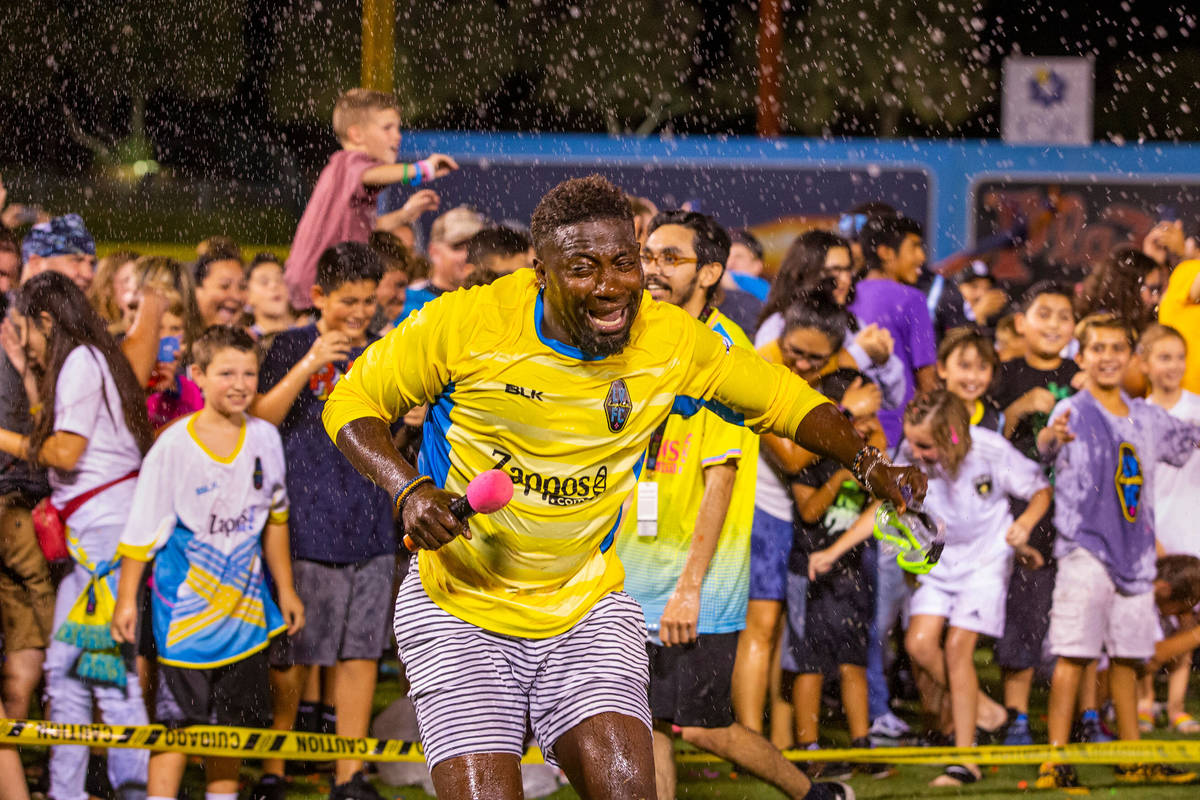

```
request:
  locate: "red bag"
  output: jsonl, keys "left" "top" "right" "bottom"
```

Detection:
{"left": 31, "top": 470, "right": 139, "bottom": 563}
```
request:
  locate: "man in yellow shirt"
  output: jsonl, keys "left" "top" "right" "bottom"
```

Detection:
{"left": 324, "top": 175, "right": 925, "bottom": 800}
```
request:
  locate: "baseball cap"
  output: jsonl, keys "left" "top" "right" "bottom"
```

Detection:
{"left": 21, "top": 214, "right": 96, "bottom": 262}
{"left": 430, "top": 206, "right": 485, "bottom": 246}
{"left": 955, "top": 259, "right": 993, "bottom": 285}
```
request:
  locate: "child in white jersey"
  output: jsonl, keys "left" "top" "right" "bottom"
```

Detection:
{"left": 112, "top": 326, "right": 304, "bottom": 800}
{"left": 1137, "top": 323, "right": 1200, "bottom": 734}
{"left": 899, "top": 390, "right": 1051, "bottom": 787}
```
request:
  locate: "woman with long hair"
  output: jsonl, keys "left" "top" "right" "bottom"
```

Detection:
{"left": 0, "top": 271, "right": 153, "bottom": 800}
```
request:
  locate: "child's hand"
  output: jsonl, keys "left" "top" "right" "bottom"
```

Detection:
{"left": 111, "top": 598, "right": 138, "bottom": 644}
{"left": 1014, "top": 544, "right": 1045, "bottom": 570}
{"left": 808, "top": 548, "right": 838, "bottom": 580}
{"left": 426, "top": 153, "right": 459, "bottom": 178}
{"left": 1005, "top": 519, "right": 1031, "bottom": 548}
{"left": 0, "top": 317, "right": 27, "bottom": 375}
{"left": 855, "top": 323, "right": 894, "bottom": 366}
{"left": 279, "top": 589, "right": 306, "bottom": 636}
{"left": 1048, "top": 408, "right": 1075, "bottom": 446}
{"left": 841, "top": 377, "right": 883, "bottom": 419}
{"left": 1020, "top": 386, "right": 1057, "bottom": 416}
{"left": 301, "top": 331, "right": 352, "bottom": 373}
{"left": 396, "top": 189, "right": 440, "bottom": 224}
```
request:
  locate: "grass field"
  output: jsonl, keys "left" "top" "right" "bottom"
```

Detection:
{"left": 185, "top": 652, "right": 1200, "bottom": 800}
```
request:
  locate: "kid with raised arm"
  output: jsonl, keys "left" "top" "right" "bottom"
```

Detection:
{"left": 1035, "top": 314, "right": 1200, "bottom": 790}
{"left": 285, "top": 88, "right": 457, "bottom": 309}
{"left": 112, "top": 325, "right": 303, "bottom": 800}
{"left": 897, "top": 390, "right": 1050, "bottom": 787}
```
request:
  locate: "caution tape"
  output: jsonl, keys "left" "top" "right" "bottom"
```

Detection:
{"left": 6, "top": 719, "right": 1200, "bottom": 766}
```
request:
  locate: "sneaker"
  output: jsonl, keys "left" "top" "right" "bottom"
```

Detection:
{"left": 328, "top": 770, "right": 387, "bottom": 800}
{"left": 1114, "top": 763, "right": 1200, "bottom": 784}
{"left": 1073, "top": 709, "right": 1113, "bottom": 743}
{"left": 868, "top": 711, "right": 911, "bottom": 740}
{"left": 1003, "top": 711, "right": 1034, "bottom": 746}
{"left": 1035, "top": 762, "right": 1083, "bottom": 791}
{"left": 250, "top": 775, "right": 287, "bottom": 800}
{"left": 798, "top": 743, "right": 854, "bottom": 782}
{"left": 849, "top": 736, "right": 895, "bottom": 780}
{"left": 920, "top": 729, "right": 952, "bottom": 748}
{"left": 802, "top": 781, "right": 857, "bottom": 800}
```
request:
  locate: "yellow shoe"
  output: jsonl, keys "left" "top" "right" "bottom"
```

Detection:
{"left": 1114, "top": 763, "right": 1200, "bottom": 784}
{"left": 1035, "top": 762, "right": 1087, "bottom": 793}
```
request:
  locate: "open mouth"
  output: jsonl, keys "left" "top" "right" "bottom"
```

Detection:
{"left": 588, "top": 306, "right": 629, "bottom": 335}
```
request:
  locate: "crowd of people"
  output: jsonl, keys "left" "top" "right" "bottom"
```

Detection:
{"left": 0, "top": 86, "right": 1199, "bottom": 800}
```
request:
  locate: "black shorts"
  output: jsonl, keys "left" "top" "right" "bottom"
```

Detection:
{"left": 789, "top": 568, "right": 872, "bottom": 675}
{"left": 647, "top": 632, "right": 738, "bottom": 729}
{"left": 994, "top": 561, "right": 1056, "bottom": 670}
{"left": 156, "top": 649, "right": 271, "bottom": 728}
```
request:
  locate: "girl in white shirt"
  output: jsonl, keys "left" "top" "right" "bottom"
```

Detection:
{"left": 899, "top": 390, "right": 1051, "bottom": 787}
{"left": 0, "top": 271, "right": 154, "bottom": 800}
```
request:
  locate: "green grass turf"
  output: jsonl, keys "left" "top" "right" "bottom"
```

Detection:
{"left": 207, "top": 650, "right": 1200, "bottom": 799}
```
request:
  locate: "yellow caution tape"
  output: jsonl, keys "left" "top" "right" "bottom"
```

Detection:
{"left": 6, "top": 719, "right": 1200, "bottom": 766}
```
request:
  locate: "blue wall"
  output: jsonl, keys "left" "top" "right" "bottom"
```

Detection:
{"left": 396, "top": 132, "right": 1200, "bottom": 264}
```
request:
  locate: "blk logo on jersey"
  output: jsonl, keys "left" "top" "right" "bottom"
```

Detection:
{"left": 604, "top": 379, "right": 633, "bottom": 433}
{"left": 1115, "top": 442, "right": 1143, "bottom": 523}
{"left": 253, "top": 457, "right": 263, "bottom": 490}
{"left": 974, "top": 475, "right": 993, "bottom": 497}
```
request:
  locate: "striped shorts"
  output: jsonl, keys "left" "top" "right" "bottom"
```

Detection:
{"left": 393, "top": 563, "right": 652, "bottom": 769}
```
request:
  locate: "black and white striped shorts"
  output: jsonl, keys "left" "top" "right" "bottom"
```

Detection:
{"left": 393, "top": 562, "right": 652, "bottom": 769}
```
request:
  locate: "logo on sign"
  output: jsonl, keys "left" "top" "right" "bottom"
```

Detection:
{"left": 603, "top": 379, "right": 633, "bottom": 433}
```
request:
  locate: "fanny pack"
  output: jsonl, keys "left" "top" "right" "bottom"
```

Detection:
{"left": 32, "top": 470, "right": 139, "bottom": 563}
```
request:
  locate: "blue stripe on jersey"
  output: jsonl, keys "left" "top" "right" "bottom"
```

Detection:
{"left": 533, "top": 291, "right": 608, "bottom": 362}
{"left": 419, "top": 382, "right": 457, "bottom": 488}
{"left": 599, "top": 450, "right": 647, "bottom": 554}
{"left": 711, "top": 322, "right": 735, "bottom": 348}
{"left": 670, "top": 394, "right": 746, "bottom": 426}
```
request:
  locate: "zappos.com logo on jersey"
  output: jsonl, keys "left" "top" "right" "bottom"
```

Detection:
{"left": 208, "top": 507, "right": 257, "bottom": 536}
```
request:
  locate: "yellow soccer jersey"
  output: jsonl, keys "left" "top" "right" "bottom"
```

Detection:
{"left": 616, "top": 311, "right": 760, "bottom": 635}
{"left": 323, "top": 269, "right": 829, "bottom": 638}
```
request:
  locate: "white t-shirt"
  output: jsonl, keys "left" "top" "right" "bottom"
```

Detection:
{"left": 117, "top": 413, "right": 289, "bottom": 666}
{"left": 754, "top": 318, "right": 795, "bottom": 520}
{"left": 51, "top": 346, "right": 142, "bottom": 552}
{"left": 1149, "top": 390, "right": 1200, "bottom": 558}
{"left": 896, "top": 426, "right": 1048, "bottom": 587}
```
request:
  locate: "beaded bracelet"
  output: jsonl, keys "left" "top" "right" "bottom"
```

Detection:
{"left": 393, "top": 475, "right": 433, "bottom": 517}
{"left": 851, "top": 444, "right": 885, "bottom": 486}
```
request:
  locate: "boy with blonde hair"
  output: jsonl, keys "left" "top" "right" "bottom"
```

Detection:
{"left": 285, "top": 88, "right": 457, "bottom": 309}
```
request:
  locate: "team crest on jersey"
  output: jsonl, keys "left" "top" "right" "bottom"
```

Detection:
{"left": 974, "top": 475, "right": 993, "bottom": 497}
{"left": 1114, "top": 442, "right": 1143, "bottom": 522}
{"left": 603, "top": 379, "right": 633, "bottom": 433}
{"left": 253, "top": 457, "right": 263, "bottom": 490}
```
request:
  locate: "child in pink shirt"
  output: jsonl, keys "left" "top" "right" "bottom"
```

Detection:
{"left": 285, "top": 88, "right": 456, "bottom": 309}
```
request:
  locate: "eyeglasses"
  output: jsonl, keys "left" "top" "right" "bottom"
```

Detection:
{"left": 780, "top": 342, "right": 835, "bottom": 369}
{"left": 639, "top": 250, "right": 699, "bottom": 273}
{"left": 824, "top": 264, "right": 855, "bottom": 277}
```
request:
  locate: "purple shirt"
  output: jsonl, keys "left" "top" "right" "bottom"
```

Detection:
{"left": 1051, "top": 393, "right": 1200, "bottom": 593}
{"left": 849, "top": 278, "right": 936, "bottom": 446}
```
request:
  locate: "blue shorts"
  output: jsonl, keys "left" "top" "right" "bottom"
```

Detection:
{"left": 749, "top": 507, "right": 791, "bottom": 601}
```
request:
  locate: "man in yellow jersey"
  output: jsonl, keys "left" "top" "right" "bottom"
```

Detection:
{"left": 323, "top": 175, "right": 924, "bottom": 800}
{"left": 617, "top": 210, "right": 844, "bottom": 800}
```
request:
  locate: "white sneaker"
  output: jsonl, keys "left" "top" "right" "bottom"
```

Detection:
{"left": 869, "top": 711, "right": 911, "bottom": 740}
